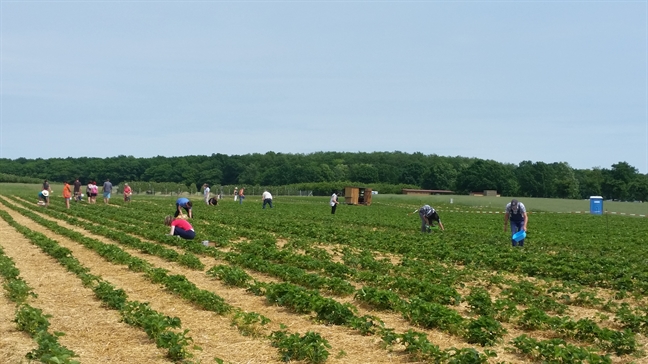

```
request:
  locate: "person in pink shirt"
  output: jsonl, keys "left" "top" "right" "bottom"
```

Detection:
{"left": 164, "top": 215, "right": 196, "bottom": 240}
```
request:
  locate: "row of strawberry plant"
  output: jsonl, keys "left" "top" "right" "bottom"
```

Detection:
{"left": 6, "top": 196, "right": 205, "bottom": 270}
{"left": 162, "top": 196, "right": 648, "bottom": 295}
{"left": 33, "top": 200, "right": 365, "bottom": 298}
{"left": 28, "top": 195, "right": 640, "bottom": 338}
{"left": 1, "top": 199, "right": 303, "bottom": 360}
{"left": 24, "top": 199, "right": 360, "bottom": 299}
{"left": 0, "top": 241, "right": 80, "bottom": 364}
{"left": 228, "top": 263, "right": 605, "bottom": 363}
{"left": 0, "top": 199, "right": 232, "bottom": 315}
{"left": 16, "top": 195, "right": 644, "bottom": 356}
{"left": 251, "top": 278, "right": 496, "bottom": 362}
{"left": 0, "top": 209, "right": 196, "bottom": 362}
{"left": 35, "top": 196, "right": 634, "bottom": 352}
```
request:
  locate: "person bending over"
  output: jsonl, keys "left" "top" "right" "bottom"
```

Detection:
{"left": 164, "top": 215, "right": 196, "bottom": 240}
{"left": 175, "top": 197, "right": 193, "bottom": 218}
{"left": 412, "top": 205, "right": 445, "bottom": 233}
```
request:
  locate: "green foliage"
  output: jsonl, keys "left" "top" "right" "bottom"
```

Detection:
{"left": 3, "top": 277, "right": 35, "bottom": 303}
{"left": 93, "top": 281, "right": 128, "bottom": 310}
{"left": 510, "top": 334, "right": 612, "bottom": 363}
{"left": 14, "top": 304, "right": 51, "bottom": 336}
{"left": 463, "top": 316, "right": 507, "bottom": 347}
{"left": 26, "top": 331, "right": 80, "bottom": 364}
{"left": 230, "top": 310, "right": 271, "bottom": 337}
{"left": 402, "top": 297, "right": 465, "bottom": 335}
{"left": 121, "top": 301, "right": 182, "bottom": 339}
{"left": 269, "top": 330, "right": 331, "bottom": 364}
{"left": 207, "top": 264, "right": 252, "bottom": 287}
{"left": 465, "top": 287, "right": 494, "bottom": 316}
{"left": 156, "top": 329, "right": 197, "bottom": 361}
{"left": 354, "top": 286, "right": 403, "bottom": 311}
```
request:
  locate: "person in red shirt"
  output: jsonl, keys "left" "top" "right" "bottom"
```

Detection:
{"left": 123, "top": 183, "right": 132, "bottom": 203}
{"left": 164, "top": 215, "right": 195, "bottom": 240}
{"left": 63, "top": 181, "right": 72, "bottom": 209}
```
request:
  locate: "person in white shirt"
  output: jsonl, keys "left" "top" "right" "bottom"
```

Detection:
{"left": 330, "top": 191, "right": 339, "bottom": 214}
{"left": 203, "top": 184, "right": 211, "bottom": 205}
{"left": 504, "top": 199, "right": 528, "bottom": 247}
{"left": 262, "top": 190, "right": 273, "bottom": 209}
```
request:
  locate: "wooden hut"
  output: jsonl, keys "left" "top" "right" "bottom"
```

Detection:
{"left": 344, "top": 186, "right": 372, "bottom": 205}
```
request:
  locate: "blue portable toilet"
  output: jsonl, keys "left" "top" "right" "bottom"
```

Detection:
{"left": 589, "top": 196, "right": 603, "bottom": 215}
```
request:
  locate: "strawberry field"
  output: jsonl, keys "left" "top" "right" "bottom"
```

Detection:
{"left": 0, "top": 191, "right": 647, "bottom": 364}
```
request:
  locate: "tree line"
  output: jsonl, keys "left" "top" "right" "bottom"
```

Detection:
{"left": 1, "top": 152, "right": 646, "bottom": 200}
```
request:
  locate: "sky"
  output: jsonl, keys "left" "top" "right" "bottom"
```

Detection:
{"left": 1, "top": 1, "right": 646, "bottom": 173}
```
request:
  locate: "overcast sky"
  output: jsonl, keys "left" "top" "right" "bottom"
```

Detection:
{"left": 1, "top": 1, "right": 646, "bottom": 173}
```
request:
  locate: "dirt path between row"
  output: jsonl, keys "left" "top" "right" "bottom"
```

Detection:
{"left": 0, "top": 218, "right": 168, "bottom": 364}
{"left": 0, "top": 280, "right": 35, "bottom": 364}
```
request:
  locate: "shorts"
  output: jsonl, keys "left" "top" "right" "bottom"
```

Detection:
{"left": 103, "top": 192, "right": 111, "bottom": 198}
{"left": 124, "top": 195, "right": 131, "bottom": 201}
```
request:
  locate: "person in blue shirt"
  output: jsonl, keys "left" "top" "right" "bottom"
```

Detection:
{"left": 175, "top": 197, "right": 193, "bottom": 218}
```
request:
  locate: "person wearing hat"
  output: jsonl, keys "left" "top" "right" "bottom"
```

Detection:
{"left": 233, "top": 187, "right": 238, "bottom": 201}
{"left": 164, "top": 215, "right": 195, "bottom": 240}
{"left": 175, "top": 197, "right": 193, "bottom": 218}
{"left": 38, "top": 189, "right": 50, "bottom": 206}
{"left": 504, "top": 199, "right": 528, "bottom": 246}
{"left": 411, "top": 205, "right": 445, "bottom": 233}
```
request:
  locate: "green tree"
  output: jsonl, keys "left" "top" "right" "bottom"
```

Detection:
{"left": 551, "top": 162, "right": 580, "bottom": 199}
{"left": 421, "top": 162, "right": 457, "bottom": 190}
{"left": 348, "top": 164, "right": 379, "bottom": 184}
{"left": 239, "top": 163, "right": 261, "bottom": 185}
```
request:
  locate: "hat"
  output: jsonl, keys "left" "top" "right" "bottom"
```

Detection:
{"left": 511, "top": 199, "right": 518, "bottom": 206}
{"left": 42, "top": 190, "right": 49, "bottom": 197}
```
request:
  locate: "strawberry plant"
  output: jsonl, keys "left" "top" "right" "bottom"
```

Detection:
{"left": 465, "top": 287, "right": 494, "bottom": 316}
{"left": 14, "top": 304, "right": 51, "bottom": 336}
{"left": 402, "top": 297, "right": 465, "bottom": 335}
{"left": 463, "top": 315, "right": 507, "bottom": 347}
{"left": 92, "top": 281, "right": 128, "bottom": 310}
{"left": 207, "top": 264, "right": 252, "bottom": 287}
{"left": 230, "top": 310, "right": 271, "bottom": 337}
{"left": 26, "top": 331, "right": 80, "bottom": 364}
{"left": 354, "top": 286, "right": 403, "bottom": 311}
{"left": 156, "top": 329, "right": 198, "bottom": 361}
{"left": 269, "top": 330, "right": 331, "bottom": 364}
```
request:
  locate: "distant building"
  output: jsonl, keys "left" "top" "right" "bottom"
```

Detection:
{"left": 344, "top": 186, "right": 372, "bottom": 205}
{"left": 470, "top": 190, "right": 500, "bottom": 197}
{"left": 402, "top": 189, "right": 454, "bottom": 196}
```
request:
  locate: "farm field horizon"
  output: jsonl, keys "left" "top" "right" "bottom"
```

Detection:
{"left": 1, "top": 188, "right": 647, "bottom": 363}
{"left": 1, "top": 182, "right": 646, "bottom": 215}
